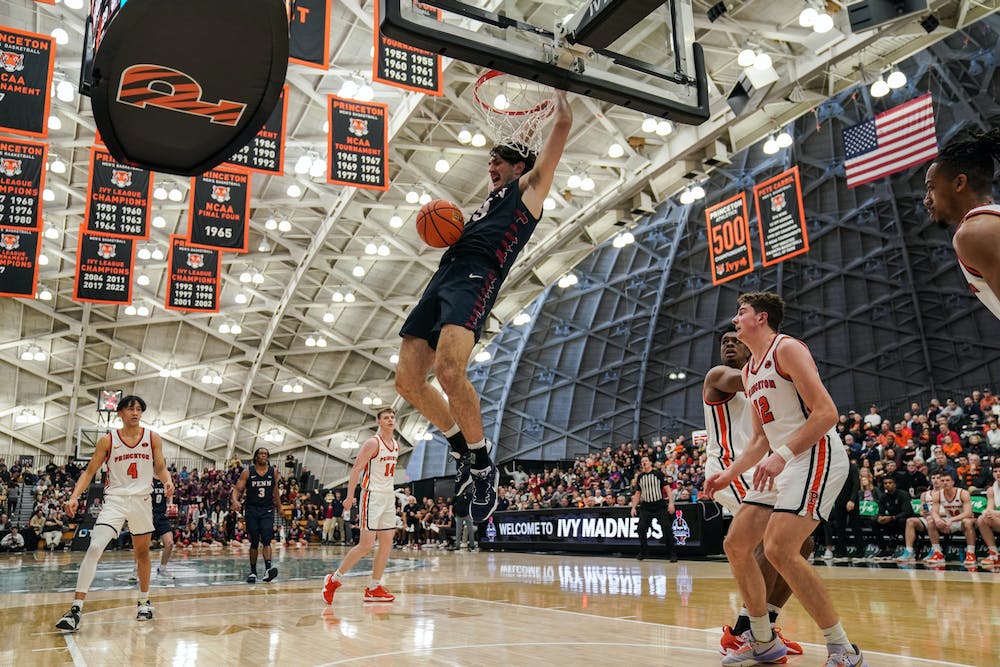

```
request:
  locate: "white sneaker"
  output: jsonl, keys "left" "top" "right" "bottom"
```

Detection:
{"left": 157, "top": 566, "right": 175, "bottom": 579}
{"left": 128, "top": 569, "right": 138, "bottom": 583}
{"left": 822, "top": 549, "right": 834, "bottom": 560}
{"left": 136, "top": 601, "right": 153, "bottom": 621}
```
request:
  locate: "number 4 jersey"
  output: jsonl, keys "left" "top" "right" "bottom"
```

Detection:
{"left": 105, "top": 428, "right": 155, "bottom": 496}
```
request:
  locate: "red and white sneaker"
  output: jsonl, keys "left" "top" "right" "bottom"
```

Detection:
{"left": 720, "top": 625, "right": 742, "bottom": 654}
{"left": 363, "top": 585, "right": 395, "bottom": 602}
{"left": 963, "top": 552, "right": 978, "bottom": 566}
{"left": 774, "top": 627, "right": 803, "bottom": 655}
{"left": 923, "top": 550, "right": 945, "bottom": 563}
{"left": 981, "top": 553, "right": 1000, "bottom": 568}
{"left": 321, "top": 574, "right": 342, "bottom": 604}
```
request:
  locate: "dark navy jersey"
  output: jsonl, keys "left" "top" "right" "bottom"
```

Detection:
{"left": 151, "top": 479, "right": 167, "bottom": 516}
{"left": 246, "top": 464, "right": 276, "bottom": 509}
{"left": 441, "top": 178, "right": 539, "bottom": 278}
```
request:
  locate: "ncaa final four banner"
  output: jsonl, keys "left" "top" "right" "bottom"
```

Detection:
{"left": 165, "top": 235, "right": 220, "bottom": 313}
{"left": 223, "top": 85, "right": 288, "bottom": 175}
{"left": 0, "top": 226, "right": 41, "bottom": 298}
{"left": 372, "top": 1, "right": 442, "bottom": 96}
{"left": 0, "top": 26, "right": 55, "bottom": 138}
{"left": 705, "top": 192, "right": 753, "bottom": 286}
{"left": 289, "top": 0, "right": 331, "bottom": 69}
{"left": 188, "top": 168, "right": 251, "bottom": 252}
{"left": 0, "top": 137, "right": 46, "bottom": 230}
{"left": 753, "top": 166, "right": 810, "bottom": 267}
{"left": 84, "top": 148, "right": 152, "bottom": 239}
{"left": 73, "top": 227, "right": 135, "bottom": 304}
{"left": 327, "top": 95, "right": 389, "bottom": 191}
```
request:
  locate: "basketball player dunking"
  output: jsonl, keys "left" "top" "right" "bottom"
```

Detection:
{"left": 322, "top": 407, "right": 400, "bottom": 604}
{"left": 703, "top": 326, "right": 807, "bottom": 658}
{"left": 231, "top": 448, "right": 281, "bottom": 583}
{"left": 395, "top": 90, "right": 572, "bottom": 524}
{"left": 704, "top": 292, "right": 868, "bottom": 667}
{"left": 56, "top": 395, "right": 174, "bottom": 632}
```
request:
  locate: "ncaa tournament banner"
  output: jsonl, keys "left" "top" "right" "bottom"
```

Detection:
{"left": 84, "top": 148, "right": 152, "bottom": 239}
{"left": 223, "top": 85, "right": 288, "bottom": 175}
{"left": 73, "top": 228, "right": 135, "bottom": 304}
{"left": 704, "top": 192, "right": 753, "bottom": 286}
{"left": 0, "top": 26, "right": 55, "bottom": 138}
{"left": 188, "top": 168, "right": 251, "bottom": 252}
{"left": 289, "top": 0, "right": 331, "bottom": 69}
{"left": 753, "top": 166, "right": 809, "bottom": 266}
{"left": 373, "top": 1, "right": 442, "bottom": 96}
{"left": 0, "top": 137, "right": 46, "bottom": 229}
{"left": 165, "top": 235, "right": 220, "bottom": 313}
{"left": 0, "top": 226, "right": 40, "bottom": 297}
{"left": 327, "top": 95, "right": 388, "bottom": 191}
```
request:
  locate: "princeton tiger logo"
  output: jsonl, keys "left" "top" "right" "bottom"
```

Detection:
{"left": 1, "top": 233, "right": 19, "bottom": 250}
{"left": 210, "top": 185, "right": 231, "bottom": 203}
{"left": 97, "top": 243, "right": 116, "bottom": 259}
{"left": 349, "top": 118, "right": 368, "bottom": 137}
{"left": 771, "top": 193, "right": 786, "bottom": 212}
{"left": 117, "top": 64, "right": 246, "bottom": 126}
{"left": 0, "top": 50, "right": 24, "bottom": 73}
{"left": 111, "top": 169, "right": 133, "bottom": 188}
{"left": 186, "top": 253, "right": 204, "bottom": 269}
{"left": 1, "top": 158, "right": 22, "bottom": 177}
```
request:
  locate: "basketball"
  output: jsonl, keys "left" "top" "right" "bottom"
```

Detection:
{"left": 416, "top": 200, "right": 465, "bottom": 248}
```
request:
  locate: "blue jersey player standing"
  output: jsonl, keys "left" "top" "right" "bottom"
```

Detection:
{"left": 231, "top": 448, "right": 282, "bottom": 583}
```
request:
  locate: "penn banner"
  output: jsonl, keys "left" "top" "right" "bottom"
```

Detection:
{"left": 753, "top": 166, "right": 810, "bottom": 266}
{"left": 289, "top": 0, "right": 331, "bottom": 69}
{"left": 0, "top": 226, "right": 40, "bottom": 298}
{"left": 705, "top": 192, "right": 753, "bottom": 286}
{"left": 327, "top": 96, "right": 389, "bottom": 191}
{"left": 0, "top": 137, "right": 46, "bottom": 230}
{"left": 73, "top": 228, "right": 135, "bottom": 304}
{"left": 84, "top": 148, "right": 152, "bottom": 239}
{"left": 188, "top": 168, "right": 251, "bottom": 252}
{"left": 373, "top": 1, "right": 442, "bottom": 95}
{"left": 165, "top": 235, "right": 220, "bottom": 312}
{"left": 223, "top": 85, "right": 288, "bottom": 175}
{"left": 0, "top": 27, "right": 55, "bottom": 138}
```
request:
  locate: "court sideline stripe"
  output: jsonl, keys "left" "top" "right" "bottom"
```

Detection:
{"left": 63, "top": 631, "right": 88, "bottom": 667}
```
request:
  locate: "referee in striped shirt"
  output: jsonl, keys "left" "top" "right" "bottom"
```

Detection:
{"left": 630, "top": 455, "right": 677, "bottom": 561}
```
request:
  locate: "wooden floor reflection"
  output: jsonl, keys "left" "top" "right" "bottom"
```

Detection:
{"left": 2, "top": 546, "right": 997, "bottom": 666}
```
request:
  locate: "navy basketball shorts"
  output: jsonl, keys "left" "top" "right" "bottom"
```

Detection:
{"left": 245, "top": 507, "right": 275, "bottom": 542}
{"left": 152, "top": 513, "right": 173, "bottom": 538}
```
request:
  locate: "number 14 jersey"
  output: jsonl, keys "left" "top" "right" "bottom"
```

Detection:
{"left": 363, "top": 434, "right": 399, "bottom": 492}
{"left": 105, "top": 428, "right": 155, "bottom": 496}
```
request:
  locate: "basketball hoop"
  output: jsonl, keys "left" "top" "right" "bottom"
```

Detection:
{"left": 473, "top": 70, "right": 554, "bottom": 156}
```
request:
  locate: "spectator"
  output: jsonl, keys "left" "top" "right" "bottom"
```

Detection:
{"left": 0, "top": 526, "right": 25, "bottom": 552}
{"left": 980, "top": 389, "right": 997, "bottom": 415}
{"left": 936, "top": 423, "right": 961, "bottom": 450}
{"left": 873, "top": 477, "right": 912, "bottom": 558}
{"left": 42, "top": 509, "right": 65, "bottom": 551}
{"left": 864, "top": 405, "right": 883, "bottom": 429}
{"left": 986, "top": 420, "right": 1000, "bottom": 452}
{"left": 940, "top": 398, "right": 964, "bottom": 428}
{"left": 958, "top": 453, "right": 991, "bottom": 493}
{"left": 896, "top": 460, "right": 929, "bottom": 498}
{"left": 941, "top": 435, "right": 963, "bottom": 460}
{"left": 963, "top": 396, "right": 984, "bottom": 423}
{"left": 823, "top": 455, "right": 862, "bottom": 561}
{"left": 926, "top": 399, "right": 943, "bottom": 422}
{"left": 928, "top": 449, "right": 959, "bottom": 483}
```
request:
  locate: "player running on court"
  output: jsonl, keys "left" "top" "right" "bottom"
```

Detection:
{"left": 231, "top": 447, "right": 281, "bottom": 583}
{"left": 128, "top": 477, "right": 177, "bottom": 582}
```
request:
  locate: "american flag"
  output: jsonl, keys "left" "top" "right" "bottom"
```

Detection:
{"left": 842, "top": 93, "right": 938, "bottom": 188}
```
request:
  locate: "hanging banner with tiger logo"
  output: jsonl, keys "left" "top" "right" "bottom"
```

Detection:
{"left": 327, "top": 95, "right": 388, "bottom": 191}
{"left": 165, "top": 234, "right": 220, "bottom": 312}
{"left": 84, "top": 148, "right": 152, "bottom": 239}
{"left": 222, "top": 85, "right": 288, "bottom": 175}
{"left": 0, "top": 26, "right": 55, "bottom": 138}
{"left": 0, "top": 137, "right": 46, "bottom": 230}
{"left": 705, "top": 192, "right": 753, "bottom": 286}
{"left": 73, "top": 228, "right": 135, "bottom": 304}
{"left": 0, "top": 226, "right": 40, "bottom": 298}
{"left": 188, "top": 168, "right": 251, "bottom": 252}
{"left": 753, "top": 166, "right": 809, "bottom": 267}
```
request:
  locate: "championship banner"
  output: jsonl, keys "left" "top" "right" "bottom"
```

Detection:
{"left": 73, "top": 228, "right": 135, "bottom": 304}
{"left": 84, "top": 148, "right": 152, "bottom": 239}
{"left": 289, "top": 0, "right": 331, "bottom": 69}
{"left": 704, "top": 192, "right": 753, "bottom": 286}
{"left": 0, "top": 226, "right": 40, "bottom": 298}
{"left": 0, "top": 137, "right": 46, "bottom": 230}
{"left": 223, "top": 85, "right": 288, "bottom": 175}
{"left": 753, "top": 166, "right": 809, "bottom": 267}
{"left": 165, "top": 235, "right": 220, "bottom": 312}
{"left": 0, "top": 27, "right": 55, "bottom": 138}
{"left": 188, "top": 168, "right": 251, "bottom": 252}
{"left": 327, "top": 96, "right": 389, "bottom": 191}
{"left": 373, "top": 1, "right": 442, "bottom": 95}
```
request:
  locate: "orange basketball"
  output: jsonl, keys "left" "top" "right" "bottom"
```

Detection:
{"left": 416, "top": 200, "right": 464, "bottom": 248}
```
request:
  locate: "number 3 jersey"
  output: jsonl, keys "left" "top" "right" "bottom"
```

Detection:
{"left": 363, "top": 434, "right": 399, "bottom": 493}
{"left": 105, "top": 428, "right": 155, "bottom": 496}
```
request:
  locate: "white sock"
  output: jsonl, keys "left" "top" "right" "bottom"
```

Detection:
{"left": 822, "top": 622, "right": 852, "bottom": 651}
{"left": 139, "top": 590, "right": 149, "bottom": 603}
{"left": 749, "top": 615, "right": 773, "bottom": 642}
{"left": 334, "top": 569, "right": 343, "bottom": 580}
{"left": 468, "top": 439, "right": 486, "bottom": 450}
{"left": 370, "top": 580, "right": 380, "bottom": 588}
{"left": 966, "top": 546, "right": 975, "bottom": 553}
{"left": 443, "top": 424, "right": 460, "bottom": 437}
{"left": 931, "top": 544, "right": 942, "bottom": 552}
{"left": 71, "top": 600, "right": 84, "bottom": 611}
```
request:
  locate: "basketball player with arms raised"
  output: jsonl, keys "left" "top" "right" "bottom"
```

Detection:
{"left": 396, "top": 89, "right": 572, "bottom": 524}
{"left": 704, "top": 293, "right": 868, "bottom": 667}
{"left": 322, "top": 408, "right": 400, "bottom": 603}
{"left": 923, "top": 128, "right": 1000, "bottom": 320}
{"left": 231, "top": 448, "right": 281, "bottom": 583}
{"left": 56, "top": 395, "right": 174, "bottom": 632}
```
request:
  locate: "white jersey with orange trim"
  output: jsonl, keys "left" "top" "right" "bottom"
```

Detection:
{"left": 993, "top": 481, "right": 1000, "bottom": 507}
{"left": 105, "top": 428, "right": 155, "bottom": 496}
{"left": 958, "top": 204, "right": 1000, "bottom": 320}
{"left": 363, "top": 433, "right": 399, "bottom": 493}
{"left": 703, "top": 388, "right": 753, "bottom": 507}
{"left": 935, "top": 487, "right": 966, "bottom": 520}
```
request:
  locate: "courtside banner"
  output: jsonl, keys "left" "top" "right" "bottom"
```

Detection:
{"left": 0, "top": 137, "right": 46, "bottom": 230}
{"left": 165, "top": 235, "right": 220, "bottom": 312}
{"left": 327, "top": 96, "right": 389, "bottom": 191}
{"left": 0, "top": 27, "right": 55, "bottom": 138}
{"left": 73, "top": 228, "right": 134, "bottom": 304}
{"left": 84, "top": 148, "right": 152, "bottom": 239}
{"left": 289, "top": 0, "right": 331, "bottom": 69}
{"left": 0, "top": 226, "right": 40, "bottom": 297}
{"left": 753, "top": 166, "right": 809, "bottom": 267}
{"left": 188, "top": 168, "right": 251, "bottom": 252}
{"left": 373, "top": 1, "right": 442, "bottom": 95}
{"left": 223, "top": 85, "right": 288, "bottom": 175}
{"left": 705, "top": 192, "right": 753, "bottom": 286}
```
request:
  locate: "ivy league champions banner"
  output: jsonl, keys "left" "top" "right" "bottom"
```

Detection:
{"left": 753, "top": 166, "right": 810, "bottom": 266}
{"left": 0, "top": 26, "right": 55, "bottom": 138}
{"left": 73, "top": 228, "right": 135, "bottom": 304}
{"left": 84, "top": 148, "right": 152, "bottom": 239}
{"left": 223, "top": 85, "right": 288, "bottom": 175}
{"left": 327, "top": 96, "right": 389, "bottom": 191}
{"left": 0, "top": 137, "right": 46, "bottom": 229}
{"left": 288, "top": 0, "right": 331, "bottom": 69}
{"left": 0, "top": 226, "right": 41, "bottom": 298}
{"left": 165, "top": 235, "right": 220, "bottom": 312}
{"left": 188, "top": 169, "right": 251, "bottom": 252}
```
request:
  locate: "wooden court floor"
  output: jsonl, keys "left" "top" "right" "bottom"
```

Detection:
{"left": 2, "top": 546, "right": 997, "bottom": 666}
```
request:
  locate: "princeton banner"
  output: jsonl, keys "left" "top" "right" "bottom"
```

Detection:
{"left": 373, "top": 1, "right": 442, "bottom": 95}
{"left": 84, "top": 148, "right": 152, "bottom": 239}
{"left": 188, "top": 168, "right": 251, "bottom": 252}
{"left": 0, "top": 137, "right": 46, "bottom": 230}
{"left": 165, "top": 235, "right": 220, "bottom": 312}
{"left": 288, "top": 0, "right": 330, "bottom": 69}
{"left": 327, "top": 96, "right": 388, "bottom": 191}
{"left": 0, "top": 26, "right": 55, "bottom": 137}
{"left": 0, "top": 226, "right": 40, "bottom": 297}
{"left": 704, "top": 192, "right": 753, "bottom": 286}
{"left": 753, "top": 166, "right": 809, "bottom": 266}
{"left": 223, "top": 85, "right": 288, "bottom": 175}
{"left": 73, "top": 229, "right": 135, "bottom": 304}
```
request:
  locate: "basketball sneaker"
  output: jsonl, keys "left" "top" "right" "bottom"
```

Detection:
{"left": 721, "top": 625, "right": 798, "bottom": 659}
{"left": 247, "top": 572, "right": 257, "bottom": 584}
{"left": 56, "top": 605, "right": 81, "bottom": 632}
{"left": 923, "top": 550, "right": 945, "bottom": 563}
{"left": 981, "top": 552, "right": 1000, "bottom": 567}
{"left": 895, "top": 548, "right": 915, "bottom": 561}
{"left": 454, "top": 453, "right": 473, "bottom": 499}
{"left": 264, "top": 566, "right": 278, "bottom": 582}
{"left": 322, "top": 574, "right": 342, "bottom": 604}
{"left": 136, "top": 601, "right": 153, "bottom": 621}
{"left": 470, "top": 440, "right": 499, "bottom": 523}
{"left": 773, "top": 627, "right": 803, "bottom": 655}
{"left": 721, "top": 630, "right": 787, "bottom": 666}
{"left": 128, "top": 568, "right": 138, "bottom": 583}
{"left": 363, "top": 585, "right": 395, "bottom": 602}
{"left": 825, "top": 643, "right": 868, "bottom": 666}
{"left": 963, "top": 552, "right": 978, "bottom": 566}
{"left": 157, "top": 566, "right": 175, "bottom": 579}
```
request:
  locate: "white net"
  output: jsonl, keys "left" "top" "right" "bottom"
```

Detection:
{"left": 473, "top": 70, "right": 554, "bottom": 156}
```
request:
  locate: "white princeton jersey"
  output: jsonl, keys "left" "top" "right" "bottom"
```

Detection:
{"left": 704, "top": 387, "right": 753, "bottom": 468}
{"left": 105, "top": 428, "right": 155, "bottom": 496}
{"left": 363, "top": 434, "right": 399, "bottom": 493}
{"left": 958, "top": 204, "right": 1000, "bottom": 320}
{"left": 936, "top": 488, "right": 965, "bottom": 520}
